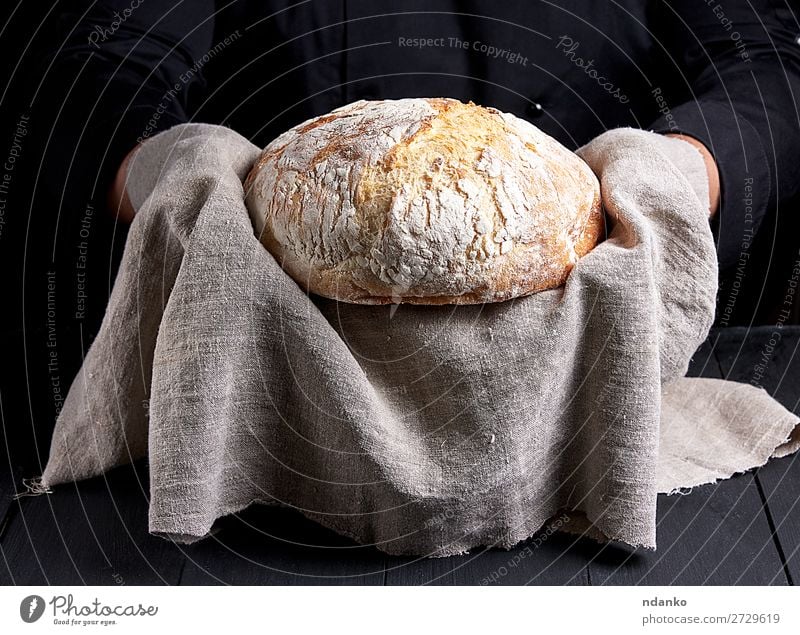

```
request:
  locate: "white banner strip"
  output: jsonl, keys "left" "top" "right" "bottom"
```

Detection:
{"left": 1, "top": 586, "right": 797, "bottom": 633}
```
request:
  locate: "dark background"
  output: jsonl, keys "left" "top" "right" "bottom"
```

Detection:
{"left": 0, "top": 3, "right": 127, "bottom": 475}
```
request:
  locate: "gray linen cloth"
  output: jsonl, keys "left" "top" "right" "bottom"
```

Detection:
{"left": 32, "top": 123, "right": 799, "bottom": 556}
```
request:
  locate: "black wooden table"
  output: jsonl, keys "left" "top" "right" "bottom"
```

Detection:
{"left": 2, "top": 326, "right": 798, "bottom": 585}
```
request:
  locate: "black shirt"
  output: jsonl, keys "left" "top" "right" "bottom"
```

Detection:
{"left": 20, "top": 0, "right": 800, "bottom": 319}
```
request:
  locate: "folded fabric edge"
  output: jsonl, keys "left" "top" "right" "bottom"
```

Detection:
{"left": 773, "top": 417, "right": 800, "bottom": 458}
{"left": 148, "top": 496, "right": 655, "bottom": 557}
{"left": 558, "top": 511, "right": 655, "bottom": 552}
{"left": 659, "top": 411, "right": 800, "bottom": 496}
{"left": 149, "top": 497, "right": 476, "bottom": 557}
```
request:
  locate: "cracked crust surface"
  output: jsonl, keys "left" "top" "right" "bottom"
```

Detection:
{"left": 244, "top": 97, "right": 604, "bottom": 304}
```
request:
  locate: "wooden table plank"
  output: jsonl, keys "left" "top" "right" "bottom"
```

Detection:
{"left": 0, "top": 452, "right": 20, "bottom": 540}
{"left": 1, "top": 384, "right": 32, "bottom": 535}
{"left": 449, "top": 534, "right": 590, "bottom": 586}
{"left": 753, "top": 457, "right": 800, "bottom": 585}
{"left": 384, "top": 555, "right": 456, "bottom": 585}
{"left": 715, "top": 326, "right": 800, "bottom": 585}
{"left": 587, "top": 474, "right": 787, "bottom": 585}
{"left": 1, "top": 386, "right": 34, "bottom": 585}
{"left": 0, "top": 458, "right": 20, "bottom": 585}
{"left": 0, "top": 461, "right": 185, "bottom": 585}
{"left": 587, "top": 333, "right": 788, "bottom": 585}
{"left": 385, "top": 526, "right": 591, "bottom": 585}
{"left": 179, "top": 505, "right": 385, "bottom": 585}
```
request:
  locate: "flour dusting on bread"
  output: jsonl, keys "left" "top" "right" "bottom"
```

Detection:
{"left": 244, "top": 97, "right": 603, "bottom": 304}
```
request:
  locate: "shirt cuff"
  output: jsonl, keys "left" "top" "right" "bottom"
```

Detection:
{"left": 44, "top": 91, "right": 187, "bottom": 211}
{"left": 90, "top": 104, "right": 187, "bottom": 204}
{"left": 649, "top": 100, "right": 771, "bottom": 275}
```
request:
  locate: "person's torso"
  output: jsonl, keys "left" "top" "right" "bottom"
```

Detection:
{"left": 199, "top": 0, "right": 681, "bottom": 150}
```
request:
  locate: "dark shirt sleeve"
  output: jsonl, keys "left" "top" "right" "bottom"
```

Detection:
{"left": 648, "top": 0, "right": 800, "bottom": 275}
{"left": 31, "top": 0, "right": 215, "bottom": 206}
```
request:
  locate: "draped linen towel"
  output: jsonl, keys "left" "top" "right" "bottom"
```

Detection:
{"left": 33, "top": 123, "right": 799, "bottom": 556}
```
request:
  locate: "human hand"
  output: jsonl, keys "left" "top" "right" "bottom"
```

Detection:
{"left": 107, "top": 144, "right": 140, "bottom": 223}
{"left": 664, "top": 133, "right": 720, "bottom": 218}
{"left": 577, "top": 127, "right": 715, "bottom": 232}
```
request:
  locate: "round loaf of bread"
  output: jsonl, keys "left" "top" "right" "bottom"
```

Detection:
{"left": 244, "top": 97, "right": 603, "bottom": 304}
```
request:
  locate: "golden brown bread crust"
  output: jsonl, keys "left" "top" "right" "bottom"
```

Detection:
{"left": 244, "top": 98, "right": 604, "bottom": 304}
